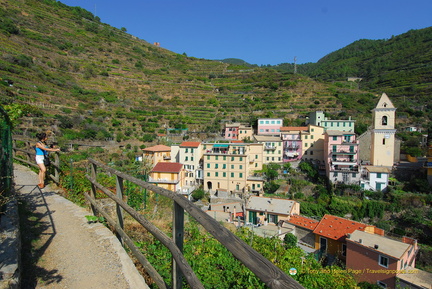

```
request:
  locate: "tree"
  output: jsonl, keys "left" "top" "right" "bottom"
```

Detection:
{"left": 191, "top": 188, "right": 205, "bottom": 201}
{"left": 263, "top": 163, "right": 280, "bottom": 181}
{"left": 121, "top": 27, "right": 127, "bottom": 32}
{"left": 283, "top": 233, "right": 297, "bottom": 248}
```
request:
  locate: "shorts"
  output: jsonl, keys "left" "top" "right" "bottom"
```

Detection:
{"left": 36, "top": 155, "right": 45, "bottom": 165}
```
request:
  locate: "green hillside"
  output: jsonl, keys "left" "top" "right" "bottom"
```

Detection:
{"left": 0, "top": 0, "right": 430, "bottom": 144}
{"left": 274, "top": 27, "right": 432, "bottom": 127}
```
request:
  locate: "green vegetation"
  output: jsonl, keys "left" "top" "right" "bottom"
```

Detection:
{"left": 2, "top": 0, "right": 430, "bottom": 143}
{"left": 138, "top": 221, "right": 358, "bottom": 289}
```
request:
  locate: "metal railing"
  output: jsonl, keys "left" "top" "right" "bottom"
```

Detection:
{"left": 0, "top": 106, "right": 13, "bottom": 195}
{"left": 85, "top": 158, "right": 304, "bottom": 289}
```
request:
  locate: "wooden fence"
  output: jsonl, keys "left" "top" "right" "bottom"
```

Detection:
{"left": 10, "top": 139, "right": 304, "bottom": 288}
{"left": 12, "top": 139, "right": 60, "bottom": 184}
{"left": 85, "top": 158, "right": 304, "bottom": 289}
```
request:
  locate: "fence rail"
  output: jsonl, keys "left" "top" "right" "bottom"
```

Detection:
{"left": 85, "top": 158, "right": 304, "bottom": 289}
{"left": 10, "top": 137, "right": 304, "bottom": 288}
{"left": 12, "top": 141, "right": 60, "bottom": 184}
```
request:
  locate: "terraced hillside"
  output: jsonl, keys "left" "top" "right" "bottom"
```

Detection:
{"left": 0, "top": 0, "right": 401, "bottom": 143}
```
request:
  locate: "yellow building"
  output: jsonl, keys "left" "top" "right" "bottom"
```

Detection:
{"left": 253, "top": 135, "right": 284, "bottom": 164}
{"left": 203, "top": 142, "right": 264, "bottom": 195}
{"left": 246, "top": 196, "right": 300, "bottom": 225}
{"left": 142, "top": 145, "right": 171, "bottom": 167}
{"left": 148, "top": 162, "right": 186, "bottom": 195}
{"left": 313, "top": 214, "right": 378, "bottom": 261}
{"left": 301, "top": 125, "right": 325, "bottom": 163}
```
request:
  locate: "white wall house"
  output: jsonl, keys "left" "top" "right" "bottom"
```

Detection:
{"left": 360, "top": 166, "right": 390, "bottom": 192}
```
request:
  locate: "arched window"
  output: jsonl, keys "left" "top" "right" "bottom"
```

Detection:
{"left": 382, "top": 116, "right": 388, "bottom": 125}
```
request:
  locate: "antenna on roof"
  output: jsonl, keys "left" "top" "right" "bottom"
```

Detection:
{"left": 294, "top": 56, "right": 297, "bottom": 74}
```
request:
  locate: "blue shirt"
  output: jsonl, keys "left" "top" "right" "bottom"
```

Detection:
{"left": 35, "top": 142, "right": 48, "bottom": 156}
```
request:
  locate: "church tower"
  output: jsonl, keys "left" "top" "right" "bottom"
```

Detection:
{"left": 370, "top": 93, "right": 396, "bottom": 167}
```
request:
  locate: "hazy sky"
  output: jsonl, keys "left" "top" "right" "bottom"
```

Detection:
{"left": 59, "top": 0, "right": 432, "bottom": 65}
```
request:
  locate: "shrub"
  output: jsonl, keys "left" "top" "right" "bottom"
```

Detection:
{"left": 191, "top": 188, "right": 205, "bottom": 201}
{"left": 283, "top": 233, "right": 297, "bottom": 249}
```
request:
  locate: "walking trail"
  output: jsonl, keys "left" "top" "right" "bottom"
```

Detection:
{"left": 14, "top": 164, "right": 149, "bottom": 289}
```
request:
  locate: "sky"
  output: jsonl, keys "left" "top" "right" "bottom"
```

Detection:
{"left": 59, "top": 0, "right": 432, "bottom": 65}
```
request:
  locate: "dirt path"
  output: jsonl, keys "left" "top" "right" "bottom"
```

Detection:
{"left": 14, "top": 164, "right": 148, "bottom": 289}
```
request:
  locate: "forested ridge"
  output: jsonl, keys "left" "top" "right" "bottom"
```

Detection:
{"left": 1, "top": 0, "right": 430, "bottom": 143}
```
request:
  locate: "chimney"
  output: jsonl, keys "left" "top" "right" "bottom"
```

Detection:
{"left": 359, "top": 239, "right": 362, "bottom": 244}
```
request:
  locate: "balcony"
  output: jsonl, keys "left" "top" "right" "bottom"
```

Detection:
{"left": 264, "top": 145, "right": 276, "bottom": 150}
{"left": 331, "top": 165, "right": 359, "bottom": 172}
{"left": 331, "top": 150, "right": 357, "bottom": 155}
{"left": 331, "top": 159, "right": 357, "bottom": 166}
{"left": 148, "top": 177, "right": 179, "bottom": 184}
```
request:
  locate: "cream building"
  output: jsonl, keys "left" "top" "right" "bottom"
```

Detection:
{"left": 142, "top": 144, "right": 171, "bottom": 167}
{"left": 253, "top": 135, "right": 284, "bottom": 164}
{"left": 176, "top": 141, "right": 203, "bottom": 190}
{"left": 202, "top": 142, "right": 265, "bottom": 195}
{"left": 301, "top": 125, "right": 325, "bottom": 163}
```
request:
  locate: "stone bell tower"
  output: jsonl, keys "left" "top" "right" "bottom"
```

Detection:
{"left": 370, "top": 93, "right": 396, "bottom": 167}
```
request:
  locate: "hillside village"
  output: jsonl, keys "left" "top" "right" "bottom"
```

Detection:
{"left": 141, "top": 93, "right": 432, "bottom": 288}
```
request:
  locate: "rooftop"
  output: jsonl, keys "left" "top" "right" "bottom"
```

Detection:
{"left": 179, "top": 141, "right": 201, "bottom": 148}
{"left": 247, "top": 196, "right": 297, "bottom": 215}
{"left": 142, "top": 144, "right": 171, "bottom": 152}
{"left": 365, "top": 166, "right": 390, "bottom": 173}
{"left": 397, "top": 266, "right": 432, "bottom": 289}
{"left": 150, "top": 162, "right": 183, "bottom": 173}
{"left": 313, "top": 214, "right": 370, "bottom": 241}
{"left": 287, "top": 215, "right": 319, "bottom": 231}
{"left": 325, "top": 130, "right": 356, "bottom": 136}
{"left": 280, "top": 126, "right": 308, "bottom": 132}
{"left": 254, "top": 135, "right": 282, "bottom": 142}
{"left": 347, "top": 230, "right": 411, "bottom": 259}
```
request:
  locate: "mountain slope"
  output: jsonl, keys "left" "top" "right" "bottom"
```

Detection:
{"left": 0, "top": 0, "right": 428, "bottom": 144}
{"left": 273, "top": 27, "right": 432, "bottom": 127}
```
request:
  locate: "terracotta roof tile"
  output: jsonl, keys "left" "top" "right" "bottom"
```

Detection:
{"left": 151, "top": 162, "right": 183, "bottom": 173}
{"left": 180, "top": 141, "right": 201, "bottom": 148}
{"left": 313, "top": 214, "right": 370, "bottom": 241}
{"left": 280, "top": 126, "right": 308, "bottom": 132}
{"left": 142, "top": 145, "right": 171, "bottom": 152}
{"left": 287, "top": 215, "right": 319, "bottom": 230}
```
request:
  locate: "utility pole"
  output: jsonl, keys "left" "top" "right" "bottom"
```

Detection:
{"left": 294, "top": 56, "right": 297, "bottom": 74}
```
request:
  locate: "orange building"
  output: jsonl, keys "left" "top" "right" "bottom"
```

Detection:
{"left": 148, "top": 162, "right": 186, "bottom": 194}
{"left": 312, "top": 214, "right": 378, "bottom": 261}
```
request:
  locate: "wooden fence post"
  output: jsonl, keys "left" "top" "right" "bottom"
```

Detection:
{"left": 53, "top": 152, "right": 60, "bottom": 183}
{"left": 89, "top": 163, "right": 98, "bottom": 216}
{"left": 172, "top": 201, "right": 184, "bottom": 289}
{"left": 115, "top": 175, "right": 124, "bottom": 245}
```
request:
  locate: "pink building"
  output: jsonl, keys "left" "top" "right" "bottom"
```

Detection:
{"left": 257, "top": 118, "right": 283, "bottom": 135}
{"left": 224, "top": 123, "right": 240, "bottom": 140}
{"left": 324, "top": 130, "right": 360, "bottom": 184}
{"left": 224, "top": 123, "right": 253, "bottom": 140}
{"left": 346, "top": 230, "right": 418, "bottom": 289}
{"left": 281, "top": 126, "right": 307, "bottom": 162}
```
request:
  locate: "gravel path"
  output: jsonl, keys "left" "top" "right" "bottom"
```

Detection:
{"left": 14, "top": 164, "right": 149, "bottom": 289}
